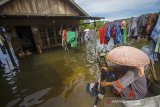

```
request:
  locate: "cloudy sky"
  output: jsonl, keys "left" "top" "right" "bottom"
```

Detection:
{"left": 75, "top": 0, "right": 160, "bottom": 21}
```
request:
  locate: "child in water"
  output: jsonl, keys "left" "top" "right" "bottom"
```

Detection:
{"left": 25, "top": 50, "right": 32, "bottom": 56}
{"left": 18, "top": 49, "right": 25, "bottom": 57}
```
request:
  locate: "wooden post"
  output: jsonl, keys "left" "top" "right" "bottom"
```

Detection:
{"left": 94, "top": 20, "right": 96, "bottom": 28}
{"left": 78, "top": 25, "right": 81, "bottom": 48}
{"left": 54, "top": 26, "right": 58, "bottom": 44}
{"left": 10, "top": 26, "right": 22, "bottom": 54}
{"left": 31, "top": 26, "right": 42, "bottom": 53}
{"left": 150, "top": 61, "right": 157, "bottom": 80}
{"left": 94, "top": 20, "right": 97, "bottom": 61}
{"left": 45, "top": 26, "right": 50, "bottom": 45}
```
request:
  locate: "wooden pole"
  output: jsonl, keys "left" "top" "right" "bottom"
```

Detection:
{"left": 150, "top": 61, "right": 157, "bottom": 80}
{"left": 94, "top": 20, "right": 97, "bottom": 61}
{"left": 31, "top": 26, "right": 42, "bottom": 53}
{"left": 45, "top": 26, "right": 50, "bottom": 45}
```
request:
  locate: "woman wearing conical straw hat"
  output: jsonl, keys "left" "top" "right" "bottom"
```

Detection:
{"left": 101, "top": 46, "right": 150, "bottom": 99}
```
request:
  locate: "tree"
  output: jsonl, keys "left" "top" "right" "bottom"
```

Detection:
{"left": 79, "top": 20, "right": 107, "bottom": 31}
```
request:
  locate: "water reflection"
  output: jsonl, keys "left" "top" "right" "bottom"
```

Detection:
{"left": 0, "top": 49, "right": 99, "bottom": 107}
{"left": 19, "top": 88, "right": 52, "bottom": 107}
{"left": 6, "top": 88, "right": 52, "bottom": 107}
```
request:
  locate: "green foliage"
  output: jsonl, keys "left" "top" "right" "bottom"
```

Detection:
{"left": 79, "top": 20, "right": 94, "bottom": 30}
{"left": 79, "top": 20, "right": 106, "bottom": 31}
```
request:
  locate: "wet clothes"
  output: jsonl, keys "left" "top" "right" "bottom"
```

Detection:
{"left": 127, "top": 19, "right": 133, "bottom": 38}
{"left": 106, "top": 37, "right": 114, "bottom": 52}
{"left": 151, "top": 15, "right": 160, "bottom": 43}
{"left": 106, "top": 24, "right": 112, "bottom": 41}
{"left": 148, "top": 15, "right": 160, "bottom": 61}
{"left": 67, "top": 31, "right": 77, "bottom": 48}
{"left": 62, "top": 30, "right": 67, "bottom": 47}
{"left": 111, "top": 26, "right": 116, "bottom": 40}
{"left": 121, "top": 20, "right": 127, "bottom": 44}
{"left": 123, "top": 27, "right": 127, "bottom": 44}
{"left": 121, "top": 20, "right": 126, "bottom": 29}
{"left": 86, "top": 30, "right": 97, "bottom": 49}
{"left": 146, "top": 13, "right": 159, "bottom": 35}
{"left": 137, "top": 14, "right": 148, "bottom": 36}
{"left": 99, "top": 27, "right": 107, "bottom": 44}
{"left": 115, "top": 21, "right": 123, "bottom": 44}
{"left": 112, "top": 69, "right": 147, "bottom": 100}
{"left": 63, "top": 30, "right": 67, "bottom": 41}
{"left": 130, "top": 17, "right": 139, "bottom": 37}
{"left": 148, "top": 40, "right": 158, "bottom": 61}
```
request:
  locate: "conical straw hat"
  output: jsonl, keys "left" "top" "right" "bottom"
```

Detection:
{"left": 106, "top": 46, "right": 150, "bottom": 76}
{"left": 106, "top": 46, "right": 150, "bottom": 67}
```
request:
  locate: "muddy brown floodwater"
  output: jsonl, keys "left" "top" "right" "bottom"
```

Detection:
{"left": 0, "top": 48, "right": 160, "bottom": 107}
{"left": 0, "top": 49, "right": 101, "bottom": 107}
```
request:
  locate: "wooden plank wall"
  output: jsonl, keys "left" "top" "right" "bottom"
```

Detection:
{"left": 0, "top": 0, "right": 79, "bottom": 16}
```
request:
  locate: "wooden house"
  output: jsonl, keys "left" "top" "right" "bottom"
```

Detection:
{"left": 0, "top": 0, "right": 101, "bottom": 53}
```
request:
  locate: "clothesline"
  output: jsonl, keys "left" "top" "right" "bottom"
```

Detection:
{"left": 98, "top": 13, "right": 160, "bottom": 62}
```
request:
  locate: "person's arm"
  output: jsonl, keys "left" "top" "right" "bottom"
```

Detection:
{"left": 112, "top": 71, "right": 136, "bottom": 92}
{"left": 101, "top": 81, "right": 113, "bottom": 86}
{"left": 100, "top": 71, "right": 137, "bottom": 93}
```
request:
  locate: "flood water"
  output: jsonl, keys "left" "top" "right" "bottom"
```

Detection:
{"left": 1, "top": 47, "right": 160, "bottom": 107}
{"left": 0, "top": 48, "right": 100, "bottom": 107}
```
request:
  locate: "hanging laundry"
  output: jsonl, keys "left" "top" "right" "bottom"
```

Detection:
{"left": 89, "top": 30, "right": 97, "bottom": 48}
{"left": 148, "top": 40, "right": 158, "bottom": 61}
{"left": 84, "top": 29, "right": 90, "bottom": 42}
{"left": 127, "top": 18, "right": 133, "bottom": 38}
{"left": 99, "top": 27, "right": 107, "bottom": 44}
{"left": 106, "top": 37, "right": 114, "bottom": 52}
{"left": 151, "top": 15, "right": 160, "bottom": 42}
{"left": 96, "top": 39, "right": 105, "bottom": 53}
{"left": 121, "top": 20, "right": 126, "bottom": 29}
{"left": 137, "top": 14, "right": 148, "bottom": 36}
{"left": 115, "top": 21, "right": 123, "bottom": 44}
{"left": 80, "top": 31, "right": 86, "bottom": 44}
{"left": 111, "top": 26, "right": 116, "bottom": 40}
{"left": 123, "top": 27, "right": 127, "bottom": 44}
{"left": 121, "top": 20, "right": 128, "bottom": 44}
{"left": 88, "top": 30, "right": 96, "bottom": 42}
{"left": 106, "top": 24, "right": 112, "bottom": 41}
{"left": 62, "top": 30, "right": 67, "bottom": 47}
{"left": 63, "top": 30, "right": 67, "bottom": 41}
{"left": 146, "top": 13, "right": 159, "bottom": 36}
{"left": 85, "top": 30, "right": 97, "bottom": 63}
{"left": 150, "top": 15, "right": 160, "bottom": 56}
{"left": 130, "top": 17, "right": 139, "bottom": 37}
{"left": 67, "top": 31, "right": 77, "bottom": 48}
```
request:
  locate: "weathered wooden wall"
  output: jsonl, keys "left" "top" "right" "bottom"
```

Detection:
{"left": 0, "top": 0, "right": 79, "bottom": 16}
